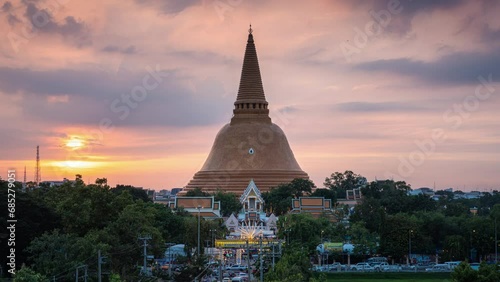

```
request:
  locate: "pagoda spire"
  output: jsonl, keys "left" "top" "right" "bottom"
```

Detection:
{"left": 232, "top": 26, "right": 270, "bottom": 123}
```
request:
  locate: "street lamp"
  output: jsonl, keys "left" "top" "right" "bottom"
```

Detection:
{"left": 320, "top": 230, "right": 324, "bottom": 266}
{"left": 286, "top": 228, "right": 292, "bottom": 245}
{"left": 495, "top": 217, "right": 498, "bottom": 264}
{"left": 408, "top": 229, "right": 413, "bottom": 266}
{"left": 197, "top": 205, "right": 201, "bottom": 256}
{"left": 470, "top": 229, "right": 476, "bottom": 262}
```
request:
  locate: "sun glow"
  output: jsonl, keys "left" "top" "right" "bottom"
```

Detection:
{"left": 65, "top": 137, "right": 85, "bottom": 149}
{"left": 51, "top": 160, "right": 101, "bottom": 169}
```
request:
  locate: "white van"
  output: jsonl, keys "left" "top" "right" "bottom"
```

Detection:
{"left": 444, "top": 261, "right": 461, "bottom": 270}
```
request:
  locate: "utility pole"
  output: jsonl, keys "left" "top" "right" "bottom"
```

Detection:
{"left": 272, "top": 242, "right": 275, "bottom": 270}
{"left": 138, "top": 235, "right": 152, "bottom": 276}
{"left": 197, "top": 205, "right": 201, "bottom": 256}
{"left": 167, "top": 245, "right": 171, "bottom": 278}
{"left": 98, "top": 250, "right": 101, "bottom": 282}
{"left": 75, "top": 265, "right": 87, "bottom": 282}
{"left": 260, "top": 237, "right": 263, "bottom": 282}
{"left": 408, "top": 229, "right": 413, "bottom": 266}
{"left": 98, "top": 250, "right": 107, "bottom": 282}
{"left": 495, "top": 217, "right": 498, "bottom": 264}
{"left": 246, "top": 240, "right": 251, "bottom": 280}
{"left": 219, "top": 257, "right": 222, "bottom": 282}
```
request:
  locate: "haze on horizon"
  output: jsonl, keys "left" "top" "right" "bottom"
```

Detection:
{"left": 1, "top": 0, "right": 499, "bottom": 191}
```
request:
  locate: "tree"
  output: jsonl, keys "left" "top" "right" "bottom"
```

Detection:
{"left": 185, "top": 187, "right": 210, "bottom": 197}
{"left": 95, "top": 177, "right": 109, "bottom": 187}
{"left": 477, "top": 262, "right": 500, "bottom": 282}
{"left": 103, "top": 202, "right": 164, "bottom": 279}
{"left": 451, "top": 261, "right": 500, "bottom": 282}
{"left": 348, "top": 222, "right": 378, "bottom": 256}
{"left": 443, "top": 202, "right": 469, "bottom": 217}
{"left": 324, "top": 171, "right": 366, "bottom": 199}
{"left": 288, "top": 178, "right": 315, "bottom": 198}
{"left": 379, "top": 213, "right": 418, "bottom": 262}
{"left": 0, "top": 180, "right": 61, "bottom": 273}
{"left": 350, "top": 197, "right": 386, "bottom": 233}
{"left": 13, "top": 266, "right": 48, "bottom": 282}
{"left": 25, "top": 230, "right": 97, "bottom": 280}
{"left": 112, "top": 184, "right": 151, "bottom": 202}
{"left": 54, "top": 182, "right": 117, "bottom": 235}
{"left": 443, "top": 235, "right": 467, "bottom": 262}
{"left": 278, "top": 214, "right": 323, "bottom": 252}
{"left": 310, "top": 188, "right": 336, "bottom": 203}
{"left": 263, "top": 179, "right": 315, "bottom": 216}
{"left": 213, "top": 190, "right": 243, "bottom": 217}
{"left": 174, "top": 255, "right": 207, "bottom": 281}
{"left": 451, "top": 261, "right": 478, "bottom": 282}
{"left": 263, "top": 187, "right": 294, "bottom": 216}
{"left": 265, "top": 247, "right": 312, "bottom": 282}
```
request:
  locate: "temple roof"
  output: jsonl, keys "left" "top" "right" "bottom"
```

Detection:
{"left": 240, "top": 179, "right": 264, "bottom": 204}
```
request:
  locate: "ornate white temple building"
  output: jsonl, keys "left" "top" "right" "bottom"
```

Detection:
{"left": 225, "top": 180, "right": 277, "bottom": 239}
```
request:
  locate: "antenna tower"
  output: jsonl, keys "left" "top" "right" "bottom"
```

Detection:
{"left": 23, "top": 166, "right": 26, "bottom": 192}
{"left": 35, "top": 145, "right": 41, "bottom": 185}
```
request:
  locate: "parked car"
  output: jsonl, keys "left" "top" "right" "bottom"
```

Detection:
{"left": 311, "top": 265, "right": 324, "bottom": 272}
{"left": 426, "top": 264, "right": 450, "bottom": 272}
{"left": 231, "top": 277, "right": 248, "bottom": 282}
{"left": 470, "top": 263, "right": 480, "bottom": 271}
{"left": 226, "top": 264, "right": 247, "bottom": 271}
{"left": 416, "top": 262, "right": 435, "bottom": 271}
{"left": 327, "top": 262, "right": 346, "bottom": 271}
{"left": 350, "top": 263, "right": 375, "bottom": 272}
{"left": 370, "top": 262, "right": 389, "bottom": 271}
{"left": 400, "top": 264, "right": 416, "bottom": 271}
{"left": 382, "top": 264, "right": 402, "bottom": 272}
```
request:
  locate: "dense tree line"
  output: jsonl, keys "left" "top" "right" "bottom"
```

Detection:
{"left": 2, "top": 170, "right": 500, "bottom": 282}
{"left": 0, "top": 176, "right": 228, "bottom": 281}
{"left": 262, "top": 171, "right": 500, "bottom": 281}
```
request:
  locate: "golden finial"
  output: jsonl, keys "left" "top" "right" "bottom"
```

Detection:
{"left": 249, "top": 24, "right": 253, "bottom": 34}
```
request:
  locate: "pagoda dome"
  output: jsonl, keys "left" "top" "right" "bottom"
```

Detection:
{"left": 185, "top": 26, "right": 309, "bottom": 194}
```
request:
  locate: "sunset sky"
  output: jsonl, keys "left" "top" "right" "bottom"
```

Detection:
{"left": 1, "top": 0, "right": 499, "bottom": 191}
